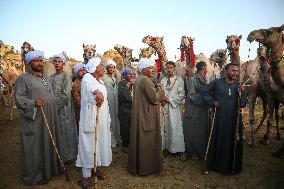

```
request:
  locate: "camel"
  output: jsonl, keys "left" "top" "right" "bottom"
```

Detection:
{"left": 21, "top": 41, "right": 34, "bottom": 72}
{"left": 139, "top": 47, "right": 156, "bottom": 59}
{"left": 114, "top": 44, "right": 134, "bottom": 68}
{"left": 226, "top": 35, "right": 242, "bottom": 66}
{"left": 142, "top": 35, "right": 168, "bottom": 80}
{"left": 240, "top": 48, "right": 270, "bottom": 146}
{"left": 0, "top": 43, "right": 23, "bottom": 120}
{"left": 82, "top": 43, "right": 96, "bottom": 64}
{"left": 247, "top": 24, "right": 284, "bottom": 144}
{"left": 180, "top": 35, "right": 195, "bottom": 78}
{"left": 209, "top": 49, "right": 228, "bottom": 80}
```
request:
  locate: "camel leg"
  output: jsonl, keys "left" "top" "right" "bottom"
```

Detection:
{"left": 274, "top": 102, "right": 281, "bottom": 140}
{"left": 261, "top": 100, "right": 274, "bottom": 145}
{"left": 8, "top": 91, "right": 13, "bottom": 121}
{"left": 254, "top": 97, "right": 268, "bottom": 134}
{"left": 248, "top": 94, "right": 257, "bottom": 146}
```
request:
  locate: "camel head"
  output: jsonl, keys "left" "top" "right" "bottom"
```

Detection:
{"left": 142, "top": 35, "right": 164, "bottom": 50}
{"left": 82, "top": 43, "right": 96, "bottom": 63}
{"left": 247, "top": 24, "right": 284, "bottom": 47}
{"left": 139, "top": 47, "right": 156, "bottom": 58}
{"left": 226, "top": 35, "right": 242, "bottom": 51}
{"left": 209, "top": 49, "right": 228, "bottom": 65}
{"left": 180, "top": 35, "right": 194, "bottom": 50}
{"left": 114, "top": 44, "right": 133, "bottom": 60}
{"left": 21, "top": 42, "right": 34, "bottom": 55}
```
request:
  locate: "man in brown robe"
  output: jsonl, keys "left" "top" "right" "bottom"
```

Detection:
{"left": 128, "top": 58, "right": 165, "bottom": 176}
{"left": 71, "top": 63, "right": 86, "bottom": 127}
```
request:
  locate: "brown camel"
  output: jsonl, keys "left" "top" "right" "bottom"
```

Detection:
{"left": 247, "top": 24, "right": 284, "bottom": 144}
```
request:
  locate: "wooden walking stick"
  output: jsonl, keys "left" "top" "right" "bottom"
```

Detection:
{"left": 201, "top": 107, "right": 216, "bottom": 174}
{"left": 93, "top": 106, "right": 100, "bottom": 189}
{"left": 40, "top": 106, "right": 70, "bottom": 181}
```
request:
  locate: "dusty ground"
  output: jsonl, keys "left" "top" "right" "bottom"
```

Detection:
{"left": 0, "top": 105, "right": 284, "bottom": 189}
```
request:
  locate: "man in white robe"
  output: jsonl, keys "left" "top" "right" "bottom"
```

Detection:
{"left": 76, "top": 57, "right": 112, "bottom": 188}
{"left": 160, "top": 61, "right": 186, "bottom": 159}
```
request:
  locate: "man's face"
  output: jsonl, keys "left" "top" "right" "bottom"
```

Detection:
{"left": 53, "top": 58, "right": 64, "bottom": 72}
{"left": 95, "top": 63, "right": 105, "bottom": 77}
{"left": 107, "top": 64, "right": 115, "bottom": 75}
{"left": 30, "top": 57, "right": 43, "bottom": 72}
{"left": 77, "top": 68, "right": 86, "bottom": 78}
{"left": 200, "top": 65, "right": 208, "bottom": 77}
{"left": 226, "top": 65, "right": 239, "bottom": 81}
{"left": 125, "top": 71, "right": 135, "bottom": 82}
{"left": 166, "top": 64, "right": 175, "bottom": 76}
{"left": 143, "top": 66, "right": 155, "bottom": 77}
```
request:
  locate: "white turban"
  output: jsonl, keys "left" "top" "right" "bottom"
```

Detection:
{"left": 138, "top": 58, "right": 155, "bottom": 71}
{"left": 52, "top": 53, "right": 67, "bottom": 64}
{"left": 73, "top": 62, "right": 85, "bottom": 76}
{"left": 25, "top": 50, "right": 44, "bottom": 64}
{"left": 106, "top": 59, "right": 116, "bottom": 67}
{"left": 86, "top": 57, "right": 101, "bottom": 73}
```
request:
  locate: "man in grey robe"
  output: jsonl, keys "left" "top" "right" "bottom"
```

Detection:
{"left": 50, "top": 54, "right": 78, "bottom": 163}
{"left": 14, "top": 50, "right": 61, "bottom": 185}
{"left": 183, "top": 61, "right": 209, "bottom": 160}
{"left": 101, "top": 60, "right": 121, "bottom": 152}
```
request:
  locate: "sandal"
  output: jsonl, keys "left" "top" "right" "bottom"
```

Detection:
{"left": 177, "top": 152, "right": 187, "bottom": 161}
{"left": 78, "top": 177, "right": 94, "bottom": 189}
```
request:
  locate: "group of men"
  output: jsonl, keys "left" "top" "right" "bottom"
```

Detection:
{"left": 14, "top": 49, "right": 249, "bottom": 188}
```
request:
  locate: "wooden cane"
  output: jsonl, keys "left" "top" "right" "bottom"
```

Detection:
{"left": 93, "top": 106, "right": 99, "bottom": 189}
{"left": 40, "top": 106, "right": 70, "bottom": 181}
{"left": 201, "top": 107, "right": 216, "bottom": 174}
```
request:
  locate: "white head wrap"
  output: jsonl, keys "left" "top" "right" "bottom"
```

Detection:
{"left": 73, "top": 63, "right": 85, "bottom": 76}
{"left": 86, "top": 57, "right": 101, "bottom": 73}
{"left": 52, "top": 53, "right": 67, "bottom": 64}
{"left": 138, "top": 58, "right": 155, "bottom": 71}
{"left": 25, "top": 50, "right": 44, "bottom": 64}
{"left": 106, "top": 59, "right": 116, "bottom": 67}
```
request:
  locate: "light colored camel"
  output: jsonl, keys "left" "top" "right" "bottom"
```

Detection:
{"left": 247, "top": 24, "right": 284, "bottom": 144}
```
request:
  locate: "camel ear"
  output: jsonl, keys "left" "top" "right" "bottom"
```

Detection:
{"left": 279, "top": 24, "right": 284, "bottom": 32}
{"left": 161, "top": 36, "right": 164, "bottom": 41}
{"left": 82, "top": 43, "right": 85, "bottom": 48}
{"left": 239, "top": 35, "right": 242, "bottom": 39}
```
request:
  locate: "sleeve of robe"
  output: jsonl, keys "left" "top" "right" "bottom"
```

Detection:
{"left": 81, "top": 78, "right": 97, "bottom": 133}
{"left": 54, "top": 73, "right": 72, "bottom": 110}
{"left": 142, "top": 77, "right": 165, "bottom": 104}
{"left": 169, "top": 77, "right": 185, "bottom": 108}
{"left": 71, "top": 80, "right": 81, "bottom": 108}
{"left": 14, "top": 76, "right": 38, "bottom": 135}
{"left": 187, "top": 77, "right": 205, "bottom": 106}
{"left": 200, "top": 80, "right": 216, "bottom": 108}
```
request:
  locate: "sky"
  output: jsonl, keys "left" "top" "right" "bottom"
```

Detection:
{"left": 0, "top": 0, "right": 283, "bottom": 62}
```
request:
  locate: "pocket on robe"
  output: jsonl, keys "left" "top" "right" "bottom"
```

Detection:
{"left": 83, "top": 104, "right": 96, "bottom": 133}
{"left": 142, "top": 105, "right": 155, "bottom": 132}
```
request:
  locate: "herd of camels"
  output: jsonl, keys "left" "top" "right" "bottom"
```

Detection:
{"left": 0, "top": 24, "right": 283, "bottom": 147}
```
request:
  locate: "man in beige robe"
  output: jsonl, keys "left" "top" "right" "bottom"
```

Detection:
{"left": 128, "top": 58, "right": 165, "bottom": 176}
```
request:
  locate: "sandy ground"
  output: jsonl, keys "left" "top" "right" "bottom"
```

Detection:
{"left": 0, "top": 105, "right": 284, "bottom": 189}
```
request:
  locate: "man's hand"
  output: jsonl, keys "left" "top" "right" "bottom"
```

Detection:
{"left": 35, "top": 98, "right": 45, "bottom": 107}
{"left": 96, "top": 91, "right": 104, "bottom": 107}
{"left": 164, "top": 96, "right": 170, "bottom": 103}
{"left": 213, "top": 101, "right": 220, "bottom": 107}
{"left": 238, "top": 83, "right": 245, "bottom": 92}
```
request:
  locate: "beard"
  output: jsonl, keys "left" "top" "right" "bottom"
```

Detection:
{"left": 31, "top": 65, "right": 43, "bottom": 72}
